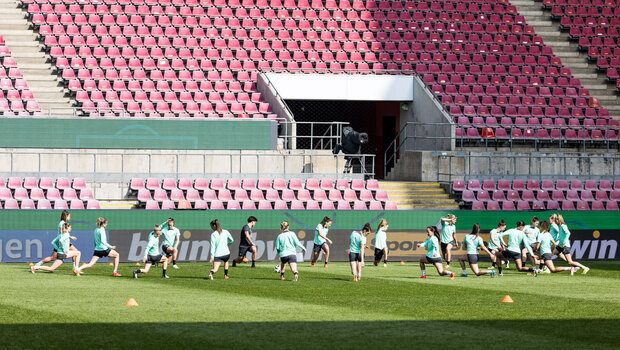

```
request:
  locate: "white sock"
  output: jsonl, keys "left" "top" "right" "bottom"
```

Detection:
{"left": 563, "top": 267, "right": 571, "bottom": 271}
{"left": 357, "top": 273, "right": 361, "bottom": 278}
{"left": 33, "top": 266, "right": 41, "bottom": 270}
{"left": 445, "top": 270, "right": 453, "bottom": 275}
{"left": 35, "top": 261, "right": 43, "bottom": 266}
{"left": 113, "top": 268, "right": 117, "bottom": 273}
{"left": 421, "top": 269, "right": 426, "bottom": 276}
{"left": 462, "top": 269, "right": 467, "bottom": 274}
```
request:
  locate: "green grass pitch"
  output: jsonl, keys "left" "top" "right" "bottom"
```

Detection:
{"left": 1, "top": 261, "right": 619, "bottom": 349}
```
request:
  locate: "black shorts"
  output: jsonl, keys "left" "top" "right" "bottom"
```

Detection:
{"left": 426, "top": 256, "right": 442, "bottom": 264}
{"left": 556, "top": 246, "right": 570, "bottom": 255}
{"left": 147, "top": 254, "right": 162, "bottom": 264}
{"left": 69, "top": 243, "right": 74, "bottom": 247}
{"left": 313, "top": 243, "right": 325, "bottom": 253}
{"left": 93, "top": 248, "right": 111, "bottom": 258}
{"left": 238, "top": 245, "right": 253, "bottom": 257}
{"left": 441, "top": 241, "right": 456, "bottom": 253}
{"left": 162, "top": 244, "right": 172, "bottom": 256}
{"left": 374, "top": 248, "right": 385, "bottom": 261}
{"left": 501, "top": 249, "right": 521, "bottom": 261}
{"left": 542, "top": 253, "right": 553, "bottom": 262}
{"left": 467, "top": 254, "right": 479, "bottom": 264}
{"left": 214, "top": 254, "right": 230, "bottom": 263}
{"left": 56, "top": 253, "right": 67, "bottom": 260}
{"left": 280, "top": 255, "right": 297, "bottom": 264}
{"left": 349, "top": 252, "right": 361, "bottom": 262}
{"left": 530, "top": 243, "right": 538, "bottom": 252}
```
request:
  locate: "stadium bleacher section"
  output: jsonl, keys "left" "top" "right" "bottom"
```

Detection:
{"left": 0, "top": 37, "right": 41, "bottom": 114}
{"left": 0, "top": 176, "right": 100, "bottom": 209}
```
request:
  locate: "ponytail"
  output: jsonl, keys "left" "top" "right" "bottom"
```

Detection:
{"left": 96, "top": 217, "right": 107, "bottom": 228}
{"left": 280, "top": 221, "right": 289, "bottom": 231}
{"left": 470, "top": 223, "right": 480, "bottom": 235}
{"left": 377, "top": 218, "right": 387, "bottom": 233}
{"left": 60, "top": 210, "right": 70, "bottom": 222}
{"left": 361, "top": 222, "right": 372, "bottom": 233}
{"left": 210, "top": 219, "right": 222, "bottom": 233}
{"left": 320, "top": 216, "right": 331, "bottom": 227}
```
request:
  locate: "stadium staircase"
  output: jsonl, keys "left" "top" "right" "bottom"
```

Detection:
{"left": 513, "top": 0, "right": 620, "bottom": 121}
{"left": 0, "top": 0, "right": 72, "bottom": 114}
{"left": 378, "top": 181, "right": 458, "bottom": 210}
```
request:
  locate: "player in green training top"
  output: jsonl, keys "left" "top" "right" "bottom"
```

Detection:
{"left": 417, "top": 226, "right": 454, "bottom": 279}
{"left": 275, "top": 221, "right": 306, "bottom": 281}
{"left": 133, "top": 224, "right": 169, "bottom": 279}
{"left": 536, "top": 221, "right": 575, "bottom": 275}
{"left": 77, "top": 217, "right": 121, "bottom": 277}
{"left": 493, "top": 221, "right": 538, "bottom": 276}
{"left": 554, "top": 214, "right": 589, "bottom": 274}
{"left": 349, "top": 223, "right": 371, "bottom": 282}
{"left": 160, "top": 217, "right": 180, "bottom": 269}
{"left": 209, "top": 219, "right": 234, "bottom": 280}
{"left": 522, "top": 217, "right": 541, "bottom": 271}
{"left": 373, "top": 219, "right": 389, "bottom": 267}
{"left": 311, "top": 216, "right": 333, "bottom": 268}
{"left": 488, "top": 219, "right": 507, "bottom": 270}
{"left": 439, "top": 214, "right": 457, "bottom": 268}
{"left": 31, "top": 223, "right": 81, "bottom": 275}
{"left": 35, "top": 210, "right": 79, "bottom": 269}
{"left": 457, "top": 224, "right": 495, "bottom": 277}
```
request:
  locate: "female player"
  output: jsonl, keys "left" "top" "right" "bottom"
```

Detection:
{"left": 233, "top": 216, "right": 258, "bottom": 268}
{"left": 494, "top": 221, "right": 538, "bottom": 276}
{"left": 209, "top": 219, "right": 234, "bottom": 280}
{"left": 488, "top": 219, "right": 507, "bottom": 269}
{"left": 77, "top": 217, "right": 121, "bottom": 276}
{"left": 555, "top": 214, "right": 589, "bottom": 274}
{"left": 522, "top": 217, "right": 541, "bottom": 270}
{"left": 458, "top": 224, "right": 495, "bottom": 277}
{"left": 160, "top": 217, "right": 180, "bottom": 269}
{"left": 275, "top": 221, "right": 306, "bottom": 281}
{"left": 440, "top": 214, "right": 457, "bottom": 268}
{"left": 549, "top": 214, "right": 566, "bottom": 262}
{"left": 35, "top": 210, "right": 79, "bottom": 269}
{"left": 31, "top": 223, "right": 81, "bottom": 275}
{"left": 417, "top": 226, "right": 454, "bottom": 279}
{"left": 311, "top": 216, "right": 333, "bottom": 268}
{"left": 133, "top": 224, "right": 169, "bottom": 279}
{"left": 349, "top": 223, "right": 371, "bottom": 281}
{"left": 373, "top": 219, "right": 388, "bottom": 267}
{"left": 536, "top": 221, "right": 575, "bottom": 275}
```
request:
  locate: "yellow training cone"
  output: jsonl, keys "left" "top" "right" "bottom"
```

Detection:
{"left": 125, "top": 298, "right": 139, "bottom": 307}
{"left": 501, "top": 295, "right": 514, "bottom": 303}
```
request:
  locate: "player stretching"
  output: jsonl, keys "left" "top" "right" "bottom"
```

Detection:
{"left": 311, "top": 216, "right": 332, "bottom": 268}
{"left": 458, "top": 224, "right": 495, "bottom": 277}
{"left": 160, "top": 218, "right": 180, "bottom": 269}
{"left": 417, "top": 226, "right": 454, "bottom": 279}
{"left": 494, "top": 221, "right": 538, "bottom": 276}
{"left": 439, "top": 214, "right": 457, "bottom": 268}
{"left": 35, "top": 210, "right": 78, "bottom": 269}
{"left": 209, "top": 219, "right": 234, "bottom": 280}
{"left": 349, "top": 223, "right": 371, "bottom": 281}
{"left": 373, "top": 219, "right": 389, "bottom": 267}
{"left": 275, "top": 221, "right": 306, "bottom": 281}
{"left": 31, "top": 223, "right": 81, "bottom": 275}
{"left": 77, "top": 217, "right": 121, "bottom": 276}
{"left": 488, "top": 219, "right": 507, "bottom": 269}
{"left": 536, "top": 221, "right": 575, "bottom": 275}
{"left": 133, "top": 224, "right": 169, "bottom": 279}
{"left": 522, "top": 217, "right": 541, "bottom": 271}
{"left": 555, "top": 214, "right": 589, "bottom": 274}
{"left": 233, "top": 216, "right": 258, "bottom": 268}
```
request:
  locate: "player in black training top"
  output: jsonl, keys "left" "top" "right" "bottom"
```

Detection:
{"left": 233, "top": 216, "right": 258, "bottom": 268}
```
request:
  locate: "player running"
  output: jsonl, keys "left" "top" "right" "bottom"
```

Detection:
{"left": 488, "top": 219, "right": 507, "bottom": 269}
{"left": 275, "top": 221, "right": 306, "bottom": 281}
{"left": 458, "top": 224, "right": 495, "bottom": 277}
{"left": 209, "top": 219, "right": 234, "bottom": 280}
{"left": 494, "top": 221, "right": 538, "bottom": 276}
{"left": 133, "top": 224, "right": 169, "bottom": 279}
{"left": 440, "top": 214, "right": 457, "bottom": 268}
{"left": 555, "top": 214, "right": 589, "bottom": 274}
{"left": 31, "top": 223, "right": 81, "bottom": 275}
{"left": 349, "top": 223, "right": 371, "bottom": 282}
{"left": 417, "top": 226, "right": 455, "bottom": 279}
{"left": 536, "top": 221, "right": 575, "bottom": 275}
{"left": 35, "top": 210, "right": 79, "bottom": 269}
{"left": 76, "top": 217, "right": 121, "bottom": 276}
{"left": 522, "top": 217, "right": 541, "bottom": 271}
{"left": 311, "top": 216, "right": 333, "bottom": 268}
{"left": 160, "top": 217, "right": 180, "bottom": 269}
{"left": 373, "top": 219, "right": 389, "bottom": 267}
{"left": 233, "top": 216, "right": 258, "bottom": 268}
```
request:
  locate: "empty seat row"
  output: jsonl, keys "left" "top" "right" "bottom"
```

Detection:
{"left": 453, "top": 178, "right": 620, "bottom": 192}
{"left": 0, "top": 198, "right": 101, "bottom": 210}
{"left": 130, "top": 177, "right": 380, "bottom": 191}
{"left": 143, "top": 198, "right": 397, "bottom": 210}
{"left": 469, "top": 199, "right": 619, "bottom": 211}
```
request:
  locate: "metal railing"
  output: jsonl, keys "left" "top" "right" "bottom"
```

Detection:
{"left": 259, "top": 67, "right": 414, "bottom": 76}
{"left": 0, "top": 150, "right": 375, "bottom": 181}
{"left": 435, "top": 152, "right": 620, "bottom": 185}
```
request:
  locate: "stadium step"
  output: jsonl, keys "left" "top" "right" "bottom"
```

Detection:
{"left": 378, "top": 181, "right": 459, "bottom": 210}
{"left": 514, "top": 0, "right": 620, "bottom": 123}
{"left": 0, "top": 0, "right": 74, "bottom": 113}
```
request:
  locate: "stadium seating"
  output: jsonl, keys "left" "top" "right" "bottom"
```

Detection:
{"left": 131, "top": 177, "right": 397, "bottom": 210}
{"left": 0, "top": 176, "right": 100, "bottom": 209}
{"left": 0, "top": 38, "right": 41, "bottom": 115}
{"left": 20, "top": 0, "right": 613, "bottom": 142}
{"left": 453, "top": 178, "right": 620, "bottom": 210}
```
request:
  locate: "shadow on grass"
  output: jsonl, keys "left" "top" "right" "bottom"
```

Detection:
{"left": 3, "top": 319, "right": 618, "bottom": 349}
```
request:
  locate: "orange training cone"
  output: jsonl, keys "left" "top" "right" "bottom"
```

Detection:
{"left": 134, "top": 262, "right": 140, "bottom": 266}
{"left": 501, "top": 295, "right": 514, "bottom": 303}
{"left": 28, "top": 262, "right": 34, "bottom": 266}
{"left": 400, "top": 261, "right": 405, "bottom": 265}
{"left": 108, "top": 262, "right": 113, "bottom": 266}
{"left": 125, "top": 298, "right": 139, "bottom": 307}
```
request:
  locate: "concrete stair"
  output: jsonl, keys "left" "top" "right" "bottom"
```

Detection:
{"left": 511, "top": 0, "right": 620, "bottom": 122}
{"left": 378, "top": 181, "right": 459, "bottom": 210}
{"left": 0, "top": 0, "right": 73, "bottom": 115}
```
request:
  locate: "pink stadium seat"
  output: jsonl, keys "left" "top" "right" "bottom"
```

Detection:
{"left": 56, "top": 177, "right": 71, "bottom": 190}
{"left": 242, "top": 200, "right": 256, "bottom": 210}
{"left": 87, "top": 200, "right": 101, "bottom": 210}
{"left": 227, "top": 200, "right": 242, "bottom": 210}
{"left": 194, "top": 178, "right": 209, "bottom": 191}
{"left": 305, "top": 178, "right": 320, "bottom": 191}
{"left": 130, "top": 178, "right": 145, "bottom": 191}
{"left": 452, "top": 179, "right": 465, "bottom": 192}
{"left": 218, "top": 189, "right": 233, "bottom": 202}
{"left": 486, "top": 201, "right": 501, "bottom": 211}
{"left": 194, "top": 200, "right": 208, "bottom": 210}
{"left": 320, "top": 178, "right": 334, "bottom": 190}
{"left": 321, "top": 200, "right": 336, "bottom": 210}
{"left": 79, "top": 188, "right": 94, "bottom": 201}
{"left": 328, "top": 189, "right": 343, "bottom": 201}
{"left": 23, "top": 177, "right": 38, "bottom": 189}
{"left": 7, "top": 177, "right": 22, "bottom": 189}
{"left": 210, "top": 200, "right": 225, "bottom": 210}
{"left": 53, "top": 199, "right": 68, "bottom": 210}
{"left": 306, "top": 200, "right": 320, "bottom": 210}
{"left": 337, "top": 200, "right": 351, "bottom": 210}
{"left": 562, "top": 201, "right": 576, "bottom": 211}
{"left": 37, "top": 199, "right": 52, "bottom": 210}
{"left": 70, "top": 199, "right": 85, "bottom": 210}
{"left": 384, "top": 201, "right": 398, "bottom": 210}
{"left": 63, "top": 188, "right": 78, "bottom": 201}
{"left": 145, "top": 200, "right": 160, "bottom": 210}
{"left": 501, "top": 201, "right": 516, "bottom": 210}
{"left": 13, "top": 188, "right": 29, "bottom": 201}
{"left": 145, "top": 178, "right": 161, "bottom": 190}
{"left": 227, "top": 178, "right": 242, "bottom": 191}
{"left": 170, "top": 189, "right": 185, "bottom": 202}
{"left": 210, "top": 178, "right": 225, "bottom": 190}
{"left": 153, "top": 189, "right": 168, "bottom": 202}
{"left": 290, "top": 200, "right": 305, "bottom": 210}
{"left": 72, "top": 178, "right": 87, "bottom": 190}
{"left": 250, "top": 188, "right": 265, "bottom": 201}
{"left": 274, "top": 200, "right": 288, "bottom": 210}
{"left": 162, "top": 178, "right": 177, "bottom": 190}
{"left": 258, "top": 178, "right": 272, "bottom": 190}
{"left": 3, "top": 199, "right": 18, "bottom": 209}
